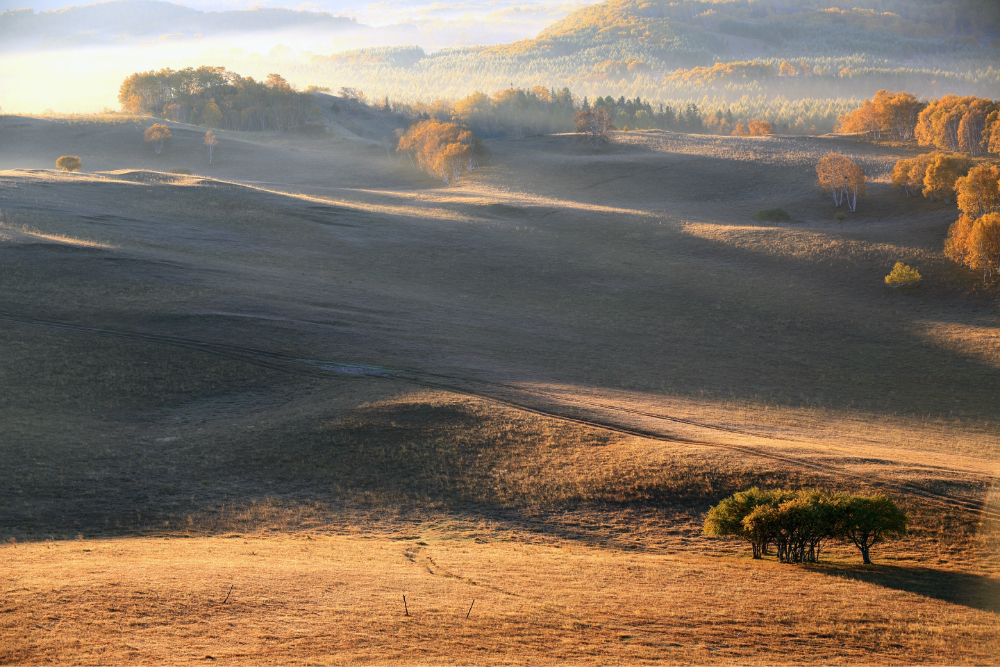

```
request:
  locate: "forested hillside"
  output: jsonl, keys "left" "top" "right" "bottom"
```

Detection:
{"left": 290, "top": 0, "right": 1000, "bottom": 134}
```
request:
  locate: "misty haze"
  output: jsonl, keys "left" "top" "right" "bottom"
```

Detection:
{"left": 1, "top": 0, "right": 1000, "bottom": 664}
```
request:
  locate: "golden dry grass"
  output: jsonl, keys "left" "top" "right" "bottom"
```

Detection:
{"left": 3, "top": 533, "right": 1000, "bottom": 666}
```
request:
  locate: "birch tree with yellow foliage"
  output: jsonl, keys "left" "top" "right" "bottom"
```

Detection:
{"left": 816, "top": 153, "right": 866, "bottom": 213}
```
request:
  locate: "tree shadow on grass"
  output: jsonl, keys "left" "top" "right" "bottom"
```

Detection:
{"left": 821, "top": 564, "right": 1000, "bottom": 614}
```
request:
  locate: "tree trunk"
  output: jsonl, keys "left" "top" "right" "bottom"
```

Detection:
{"left": 861, "top": 544, "right": 871, "bottom": 565}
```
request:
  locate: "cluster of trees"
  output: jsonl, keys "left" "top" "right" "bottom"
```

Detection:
{"left": 700, "top": 110, "right": 775, "bottom": 136}
{"left": 395, "top": 88, "right": 731, "bottom": 139}
{"left": 836, "top": 90, "right": 924, "bottom": 141}
{"left": 662, "top": 60, "right": 780, "bottom": 85}
{"left": 891, "top": 152, "right": 972, "bottom": 203}
{"left": 839, "top": 91, "right": 1000, "bottom": 155}
{"left": 704, "top": 487, "right": 909, "bottom": 565}
{"left": 397, "top": 86, "right": 576, "bottom": 139}
{"left": 943, "top": 164, "right": 1000, "bottom": 281}
{"left": 915, "top": 95, "right": 1000, "bottom": 156}
{"left": 394, "top": 120, "right": 486, "bottom": 184}
{"left": 889, "top": 150, "right": 1000, "bottom": 283}
{"left": 119, "top": 67, "right": 320, "bottom": 132}
{"left": 731, "top": 120, "right": 774, "bottom": 137}
{"left": 816, "top": 153, "right": 867, "bottom": 212}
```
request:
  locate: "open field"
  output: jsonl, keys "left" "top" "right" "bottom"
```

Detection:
{"left": 1, "top": 113, "right": 999, "bottom": 663}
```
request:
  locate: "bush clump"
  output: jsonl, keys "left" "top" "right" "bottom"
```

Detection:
{"left": 755, "top": 207, "right": 791, "bottom": 222}
{"left": 834, "top": 212, "right": 847, "bottom": 221}
{"left": 56, "top": 155, "right": 82, "bottom": 172}
{"left": 885, "top": 262, "right": 922, "bottom": 286}
{"left": 704, "top": 488, "right": 908, "bottom": 564}
{"left": 168, "top": 167, "right": 193, "bottom": 175}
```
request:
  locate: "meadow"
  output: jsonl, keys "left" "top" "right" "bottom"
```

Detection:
{"left": 1, "top": 109, "right": 999, "bottom": 663}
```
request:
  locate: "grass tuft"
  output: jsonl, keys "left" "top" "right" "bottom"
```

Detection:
{"left": 755, "top": 207, "right": 791, "bottom": 222}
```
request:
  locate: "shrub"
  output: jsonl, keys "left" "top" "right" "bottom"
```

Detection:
{"left": 168, "top": 167, "right": 193, "bottom": 175}
{"left": 705, "top": 489, "right": 909, "bottom": 565}
{"left": 885, "top": 262, "right": 921, "bottom": 286}
{"left": 55, "top": 155, "right": 82, "bottom": 172}
{"left": 755, "top": 207, "right": 791, "bottom": 222}
{"left": 834, "top": 212, "right": 847, "bottom": 221}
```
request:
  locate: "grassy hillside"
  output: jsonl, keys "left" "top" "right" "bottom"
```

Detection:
{"left": 1, "top": 114, "right": 999, "bottom": 662}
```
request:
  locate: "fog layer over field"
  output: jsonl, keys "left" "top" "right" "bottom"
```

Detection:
{"left": 0, "top": 0, "right": 597, "bottom": 114}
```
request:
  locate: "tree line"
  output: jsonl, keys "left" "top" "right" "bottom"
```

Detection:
{"left": 119, "top": 66, "right": 320, "bottom": 132}
{"left": 943, "top": 164, "right": 1000, "bottom": 282}
{"left": 396, "top": 86, "right": 775, "bottom": 140}
{"left": 836, "top": 90, "right": 1000, "bottom": 284}
{"left": 704, "top": 488, "right": 909, "bottom": 565}
{"left": 837, "top": 91, "right": 1000, "bottom": 155}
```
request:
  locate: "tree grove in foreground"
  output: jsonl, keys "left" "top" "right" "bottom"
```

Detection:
{"left": 704, "top": 488, "right": 908, "bottom": 564}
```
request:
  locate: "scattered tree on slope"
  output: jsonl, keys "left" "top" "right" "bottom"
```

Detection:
{"left": 574, "top": 107, "right": 614, "bottom": 150}
{"left": 204, "top": 131, "right": 219, "bottom": 164}
{"left": 816, "top": 153, "right": 866, "bottom": 212}
{"left": 55, "top": 155, "right": 81, "bottom": 172}
{"left": 396, "top": 120, "right": 486, "bottom": 184}
{"left": 144, "top": 124, "right": 171, "bottom": 155}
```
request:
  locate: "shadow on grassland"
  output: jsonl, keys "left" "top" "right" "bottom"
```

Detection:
{"left": 821, "top": 564, "right": 1000, "bottom": 614}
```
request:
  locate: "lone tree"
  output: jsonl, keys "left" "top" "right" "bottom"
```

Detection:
{"left": 838, "top": 494, "right": 909, "bottom": 565}
{"left": 204, "top": 131, "right": 219, "bottom": 164}
{"left": 816, "top": 152, "right": 866, "bottom": 212}
{"left": 396, "top": 120, "right": 487, "bottom": 184}
{"left": 144, "top": 124, "right": 172, "bottom": 155}
{"left": 574, "top": 106, "right": 614, "bottom": 151}
{"left": 891, "top": 159, "right": 913, "bottom": 196}
{"left": 55, "top": 155, "right": 82, "bottom": 172}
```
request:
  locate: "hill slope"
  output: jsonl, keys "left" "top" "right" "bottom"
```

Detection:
{"left": 1, "top": 116, "right": 999, "bottom": 662}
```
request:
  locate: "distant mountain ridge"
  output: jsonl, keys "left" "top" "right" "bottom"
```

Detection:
{"left": 535, "top": 0, "right": 1000, "bottom": 43}
{"left": 0, "top": 0, "right": 370, "bottom": 48}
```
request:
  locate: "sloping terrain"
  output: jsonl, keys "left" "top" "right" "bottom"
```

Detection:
{"left": 1, "top": 116, "right": 999, "bottom": 663}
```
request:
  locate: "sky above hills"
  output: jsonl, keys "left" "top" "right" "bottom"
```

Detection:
{"left": 0, "top": 0, "right": 600, "bottom": 37}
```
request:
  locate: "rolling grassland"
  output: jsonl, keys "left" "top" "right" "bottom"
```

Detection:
{"left": 0, "top": 114, "right": 998, "bottom": 663}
